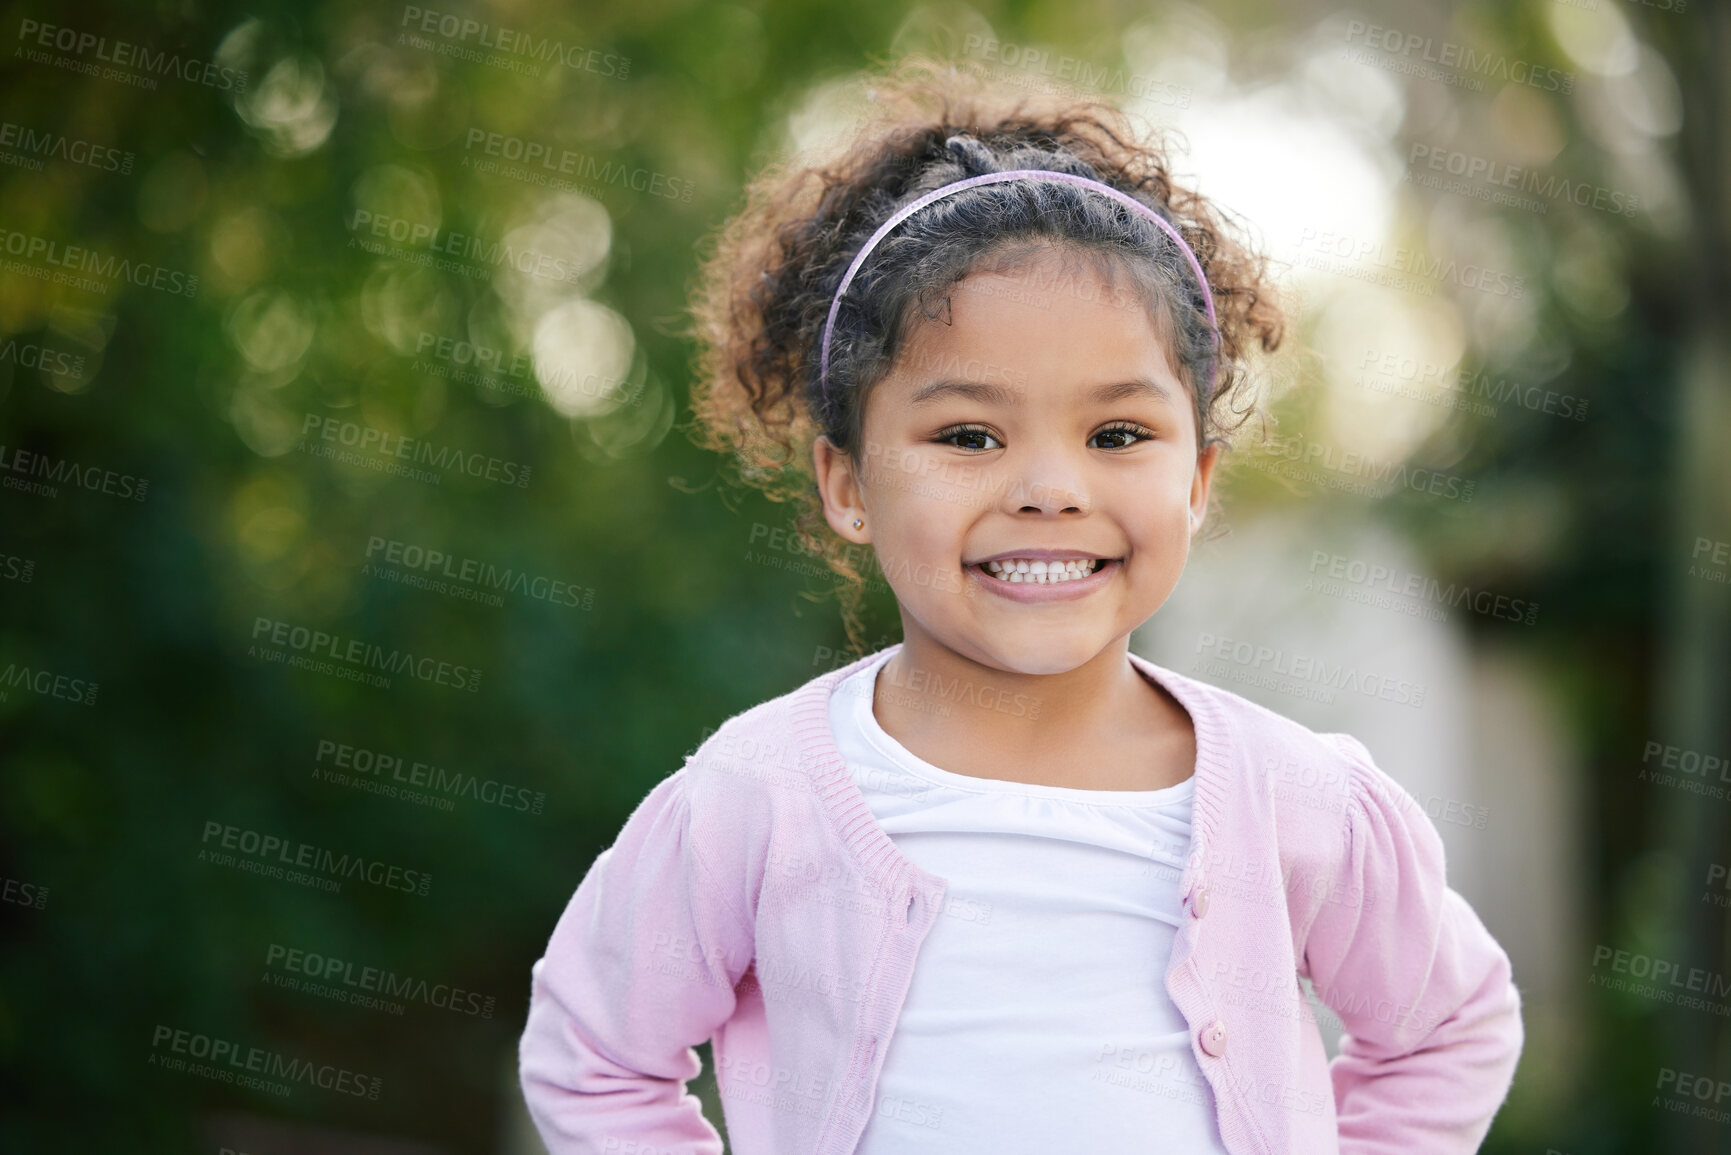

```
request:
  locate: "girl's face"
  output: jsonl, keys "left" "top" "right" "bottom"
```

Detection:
{"left": 815, "top": 247, "right": 1219, "bottom": 676}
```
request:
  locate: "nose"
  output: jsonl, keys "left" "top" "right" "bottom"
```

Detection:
{"left": 1006, "top": 441, "right": 1090, "bottom": 515}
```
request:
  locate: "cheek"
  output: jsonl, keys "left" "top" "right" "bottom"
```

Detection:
{"left": 863, "top": 452, "right": 935, "bottom": 511}
{"left": 861, "top": 473, "right": 947, "bottom": 548}
{"left": 897, "top": 499, "right": 966, "bottom": 559}
{"left": 1122, "top": 481, "right": 1195, "bottom": 553}
{"left": 1140, "top": 515, "right": 1190, "bottom": 553}
{"left": 871, "top": 458, "right": 963, "bottom": 520}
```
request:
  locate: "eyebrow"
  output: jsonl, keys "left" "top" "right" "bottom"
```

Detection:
{"left": 907, "top": 376, "right": 1178, "bottom": 407}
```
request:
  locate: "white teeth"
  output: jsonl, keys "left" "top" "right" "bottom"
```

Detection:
{"left": 979, "top": 558, "right": 1105, "bottom": 584}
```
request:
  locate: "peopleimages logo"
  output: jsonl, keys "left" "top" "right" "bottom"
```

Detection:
{"left": 960, "top": 34, "right": 1191, "bottom": 108}
{"left": 411, "top": 328, "right": 642, "bottom": 408}
{"left": 148, "top": 1025, "right": 380, "bottom": 1099}
{"left": 1692, "top": 537, "right": 1730, "bottom": 587}
{"left": 363, "top": 535, "right": 594, "bottom": 611}
{"left": 249, "top": 615, "right": 484, "bottom": 693}
{"left": 0, "top": 659, "right": 99, "bottom": 706}
{"left": 0, "top": 119, "right": 134, "bottom": 174}
{"left": 346, "top": 208, "right": 588, "bottom": 286}
{"left": 1306, "top": 550, "right": 1539, "bottom": 626}
{"left": 1194, "top": 632, "right": 1428, "bottom": 708}
{"left": 463, "top": 128, "right": 694, "bottom": 201}
{"left": 15, "top": 19, "right": 249, "bottom": 92}
{"left": 2, "top": 875, "right": 48, "bottom": 910}
{"left": 299, "top": 412, "right": 531, "bottom": 489}
{"left": 1356, "top": 346, "right": 1589, "bottom": 423}
{"left": 1637, "top": 740, "right": 1731, "bottom": 802}
{"left": 1294, "top": 227, "right": 1526, "bottom": 300}
{"left": 1342, "top": 19, "right": 1572, "bottom": 94}
{"left": 1655, "top": 1067, "right": 1731, "bottom": 1125}
{"left": 0, "top": 336, "right": 88, "bottom": 381}
{"left": 0, "top": 550, "right": 34, "bottom": 583}
{"left": 1243, "top": 434, "right": 1476, "bottom": 504}
{"left": 397, "top": 6, "right": 629, "bottom": 79}
{"left": 199, "top": 819, "right": 434, "bottom": 897}
{"left": 313, "top": 737, "right": 546, "bottom": 816}
{"left": 1589, "top": 944, "right": 1731, "bottom": 1016}
{"left": 264, "top": 942, "right": 497, "bottom": 1018}
{"left": 0, "top": 228, "right": 199, "bottom": 298}
{"left": 0, "top": 443, "right": 148, "bottom": 501}
{"left": 1408, "top": 144, "right": 1639, "bottom": 218}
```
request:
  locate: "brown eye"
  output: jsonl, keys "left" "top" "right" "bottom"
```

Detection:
{"left": 1090, "top": 423, "right": 1152, "bottom": 450}
{"left": 938, "top": 426, "right": 1003, "bottom": 451}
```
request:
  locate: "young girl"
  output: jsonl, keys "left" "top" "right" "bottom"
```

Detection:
{"left": 519, "top": 63, "right": 1523, "bottom": 1155}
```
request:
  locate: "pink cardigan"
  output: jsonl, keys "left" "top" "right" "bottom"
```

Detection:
{"left": 519, "top": 645, "right": 1522, "bottom": 1154}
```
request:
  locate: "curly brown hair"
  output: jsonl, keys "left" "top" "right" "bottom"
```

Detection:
{"left": 685, "top": 56, "right": 1286, "bottom": 649}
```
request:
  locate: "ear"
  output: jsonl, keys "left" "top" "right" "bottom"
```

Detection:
{"left": 1189, "top": 440, "right": 1222, "bottom": 532}
{"left": 813, "top": 435, "right": 872, "bottom": 544}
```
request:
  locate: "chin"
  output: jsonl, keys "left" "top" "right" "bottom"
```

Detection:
{"left": 964, "top": 629, "right": 1113, "bottom": 677}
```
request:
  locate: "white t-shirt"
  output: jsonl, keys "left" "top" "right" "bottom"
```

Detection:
{"left": 828, "top": 650, "right": 1232, "bottom": 1154}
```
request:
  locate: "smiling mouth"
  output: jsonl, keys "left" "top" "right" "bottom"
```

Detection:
{"left": 977, "top": 558, "right": 1111, "bottom": 585}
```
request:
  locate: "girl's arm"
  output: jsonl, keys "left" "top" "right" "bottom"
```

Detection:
{"left": 1304, "top": 734, "right": 1524, "bottom": 1155}
{"left": 519, "top": 768, "right": 753, "bottom": 1154}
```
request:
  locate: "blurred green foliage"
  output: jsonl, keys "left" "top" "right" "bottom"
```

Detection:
{"left": 0, "top": 0, "right": 1725, "bottom": 1151}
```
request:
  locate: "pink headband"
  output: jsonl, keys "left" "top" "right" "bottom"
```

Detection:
{"left": 817, "top": 168, "right": 1219, "bottom": 404}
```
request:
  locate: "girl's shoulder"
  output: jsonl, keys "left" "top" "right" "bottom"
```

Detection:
{"left": 677, "top": 645, "right": 890, "bottom": 817}
{"left": 671, "top": 648, "right": 906, "bottom": 917}
{"left": 1132, "top": 652, "right": 1371, "bottom": 781}
{"left": 683, "top": 647, "right": 888, "bottom": 773}
{"left": 1138, "top": 653, "right": 1417, "bottom": 841}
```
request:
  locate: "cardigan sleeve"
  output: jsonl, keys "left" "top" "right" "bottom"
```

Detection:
{"left": 1304, "top": 733, "right": 1523, "bottom": 1155}
{"left": 519, "top": 768, "right": 754, "bottom": 1154}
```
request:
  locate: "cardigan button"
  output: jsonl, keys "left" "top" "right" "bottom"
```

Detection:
{"left": 1192, "top": 886, "right": 1211, "bottom": 918}
{"left": 1199, "top": 1020, "right": 1228, "bottom": 1058}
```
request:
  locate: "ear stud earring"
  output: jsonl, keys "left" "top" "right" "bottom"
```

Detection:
{"left": 852, "top": 518, "right": 864, "bottom": 530}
